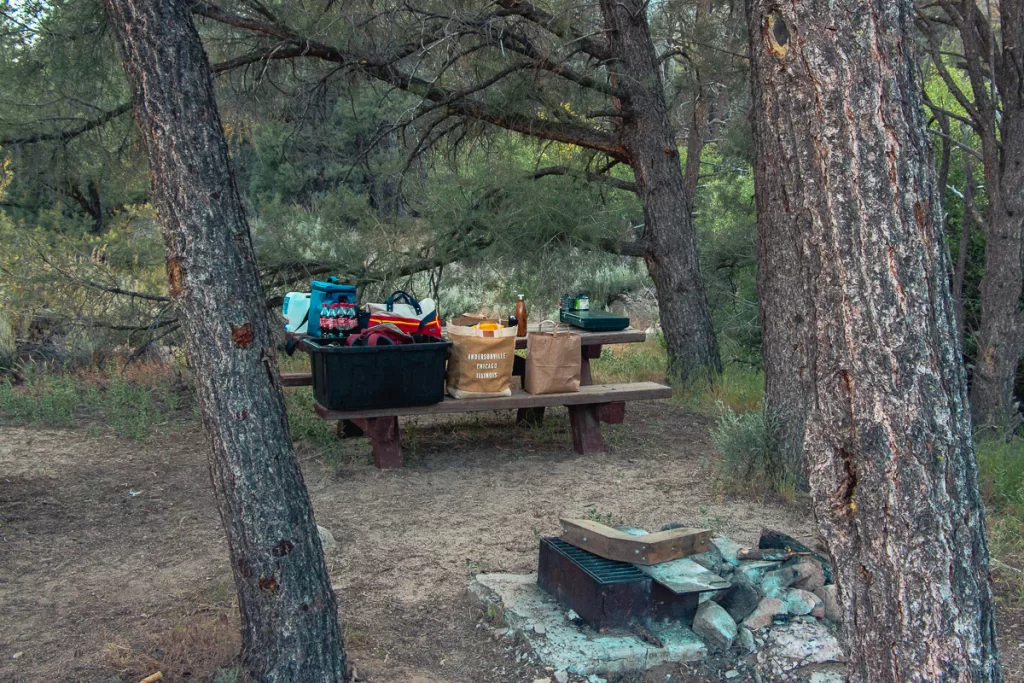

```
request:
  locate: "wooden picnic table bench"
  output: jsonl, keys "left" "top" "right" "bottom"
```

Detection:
{"left": 281, "top": 325, "right": 671, "bottom": 468}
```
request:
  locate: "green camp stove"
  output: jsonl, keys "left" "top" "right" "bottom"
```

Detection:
{"left": 559, "top": 294, "right": 630, "bottom": 331}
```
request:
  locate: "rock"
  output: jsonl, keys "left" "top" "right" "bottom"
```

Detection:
{"left": 534, "top": 624, "right": 546, "bottom": 635}
{"left": 742, "top": 597, "right": 787, "bottom": 631}
{"left": 782, "top": 588, "right": 822, "bottom": 616}
{"left": 755, "top": 620, "right": 844, "bottom": 681}
{"left": 737, "top": 626, "right": 757, "bottom": 654}
{"left": 555, "top": 670, "right": 569, "bottom": 683}
{"left": 533, "top": 679, "right": 551, "bottom": 683}
{"left": 689, "top": 542, "right": 725, "bottom": 572}
{"left": 813, "top": 584, "right": 842, "bottom": 622}
{"left": 717, "top": 575, "right": 764, "bottom": 622}
{"left": 725, "top": 671, "right": 740, "bottom": 679}
{"left": 759, "top": 529, "right": 834, "bottom": 584}
{"left": 761, "top": 566, "right": 799, "bottom": 597}
{"left": 317, "top": 525, "right": 337, "bottom": 550}
{"left": 640, "top": 558, "right": 730, "bottom": 593}
{"left": 789, "top": 558, "right": 826, "bottom": 592}
{"left": 693, "top": 600, "right": 738, "bottom": 650}
{"left": 736, "top": 560, "right": 780, "bottom": 585}
{"left": 712, "top": 535, "right": 744, "bottom": 566}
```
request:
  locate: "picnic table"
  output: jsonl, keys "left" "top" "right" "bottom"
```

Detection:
{"left": 281, "top": 324, "right": 671, "bottom": 468}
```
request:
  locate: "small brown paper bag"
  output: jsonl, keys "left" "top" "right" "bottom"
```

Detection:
{"left": 446, "top": 323, "right": 517, "bottom": 398}
{"left": 525, "top": 320, "right": 581, "bottom": 395}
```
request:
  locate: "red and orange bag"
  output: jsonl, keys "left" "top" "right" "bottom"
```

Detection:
{"left": 367, "top": 291, "right": 442, "bottom": 338}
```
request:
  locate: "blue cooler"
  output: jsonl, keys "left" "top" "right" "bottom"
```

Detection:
{"left": 309, "top": 278, "right": 357, "bottom": 337}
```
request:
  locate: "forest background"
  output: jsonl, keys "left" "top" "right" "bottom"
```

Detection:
{"left": 1, "top": 0, "right": 1022, "bottom": 622}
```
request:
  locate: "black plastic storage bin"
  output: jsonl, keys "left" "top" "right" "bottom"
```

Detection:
{"left": 300, "top": 338, "right": 451, "bottom": 411}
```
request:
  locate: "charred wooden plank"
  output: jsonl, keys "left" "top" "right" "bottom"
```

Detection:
{"left": 559, "top": 518, "right": 711, "bottom": 565}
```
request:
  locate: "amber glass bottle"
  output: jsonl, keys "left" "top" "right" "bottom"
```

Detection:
{"left": 515, "top": 295, "right": 527, "bottom": 336}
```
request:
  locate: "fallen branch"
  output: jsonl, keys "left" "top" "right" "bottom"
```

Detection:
{"left": 992, "top": 558, "right": 1023, "bottom": 575}
{"left": 736, "top": 548, "right": 812, "bottom": 562}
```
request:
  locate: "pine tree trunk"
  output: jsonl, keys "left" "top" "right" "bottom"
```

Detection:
{"left": 969, "top": 0, "right": 1024, "bottom": 434}
{"left": 103, "top": 1, "right": 348, "bottom": 680}
{"left": 747, "top": 1, "right": 1000, "bottom": 680}
{"left": 599, "top": 0, "right": 722, "bottom": 382}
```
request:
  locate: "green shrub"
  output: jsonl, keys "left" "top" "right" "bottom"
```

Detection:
{"left": 975, "top": 438, "right": 1024, "bottom": 600}
{"left": 675, "top": 365, "right": 765, "bottom": 415}
{"left": 0, "top": 362, "right": 184, "bottom": 439}
{"left": 976, "top": 438, "right": 1024, "bottom": 512}
{"left": 591, "top": 340, "right": 667, "bottom": 384}
{"left": 0, "top": 372, "right": 79, "bottom": 426}
{"left": 712, "top": 403, "right": 798, "bottom": 499}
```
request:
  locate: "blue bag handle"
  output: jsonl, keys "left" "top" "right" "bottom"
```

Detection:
{"left": 385, "top": 291, "right": 422, "bottom": 315}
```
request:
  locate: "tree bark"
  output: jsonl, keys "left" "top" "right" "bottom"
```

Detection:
{"left": 953, "top": 144, "right": 975, "bottom": 348}
{"left": 748, "top": 3, "right": 814, "bottom": 485}
{"left": 103, "top": 1, "right": 348, "bottom": 680}
{"left": 747, "top": 1, "right": 1000, "bottom": 681}
{"left": 600, "top": 0, "right": 722, "bottom": 382}
{"left": 968, "top": 0, "right": 1024, "bottom": 434}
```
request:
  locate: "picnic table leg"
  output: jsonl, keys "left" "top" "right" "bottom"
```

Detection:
{"left": 596, "top": 401, "right": 626, "bottom": 424}
{"left": 513, "top": 348, "right": 548, "bottom": 426}
{"left": 350, "top": 417, "right": 403, "bottom": 469}
{"left": 580, "top": 345, "right": 601, "bottom": 386}
{"left": 568, "top": 405, "right": 604, "bottom": 454}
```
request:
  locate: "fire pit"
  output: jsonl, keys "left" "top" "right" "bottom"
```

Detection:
{"left": 537, "top": 537, "right": 651, "bottom": 630}
{"left": 471, "top": 525, "right": 847, "bottom": 679}
{"left": 533, "top": 519, "right": 729, "bottom": 636}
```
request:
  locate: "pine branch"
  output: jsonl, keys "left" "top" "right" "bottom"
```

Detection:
{"left": 493, "top": 0, "right": 611, "bottom": 62}
{"left": 532, "top": 165, "right": 637, "bottom": 193}
{"left": 0, "top": 103, "right": 131, "bottom": 146}
{"left": 192, "top": 1, "right": 627, "bottom": 159}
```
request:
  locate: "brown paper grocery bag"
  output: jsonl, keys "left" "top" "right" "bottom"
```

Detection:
{"left": 525, "top": 320, "right": 581, "bottom": 394}
{"left": 446, "top": 324, "right": 517, "bottom": 398}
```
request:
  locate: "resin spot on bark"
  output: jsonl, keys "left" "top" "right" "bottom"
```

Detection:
{"left": 272, "top": 539, "right": 294, "bottom": 557}
{"left": 231, "top": 322, "right": 254, "bottom": 348}
{"left": 259, "top": 576, "right": 280, "bottom": 594}
{"left": 167, "top": 256, "right": 184, "bottom": 296}
{"left": 767, "top": 13, "right": 790, "bottom": 58}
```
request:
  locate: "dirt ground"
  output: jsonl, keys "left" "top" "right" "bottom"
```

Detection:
{"left": 1, "top": 401, "right": 1022, "bottom": 682}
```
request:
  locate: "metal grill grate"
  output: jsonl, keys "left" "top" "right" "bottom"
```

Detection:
{"left": 544, "top": 537, "right": 647, "bottom": 584}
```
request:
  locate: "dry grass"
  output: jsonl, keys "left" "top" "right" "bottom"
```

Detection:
{"left": 98, "top": 614, "right": 240, "bottom": 683}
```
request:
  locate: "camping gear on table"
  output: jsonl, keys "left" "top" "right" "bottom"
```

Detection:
{"left": 345, "top": 323, "right": 413, "bottom": 347}
{"left": 515, "top": 294, "right": 528, "bottom": 337}
{"left": 525, "top": 320, "right": 581, "bottom": 395}
{"left": 319, "top": 302, "right": 360, "bottom": 340}
{"left": 282, "top": 292, "right": 311, "bottom": 334}
{"left": 309, "top": 278, "right": 357, "bottom": 337}
{"left": 300, "top": 336, "right": 450, "bottom": 411}
{"left": 368, "top": 291, "right": 442, "bottom": 338}
{"left": 559, "top": 308, "right": 630, "bottom": 331}
{"left": 446, "top": 323, "right": 517, "bottom": 399}
{"left": 560, "top": 293, "right": 629, "bottom": 331}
